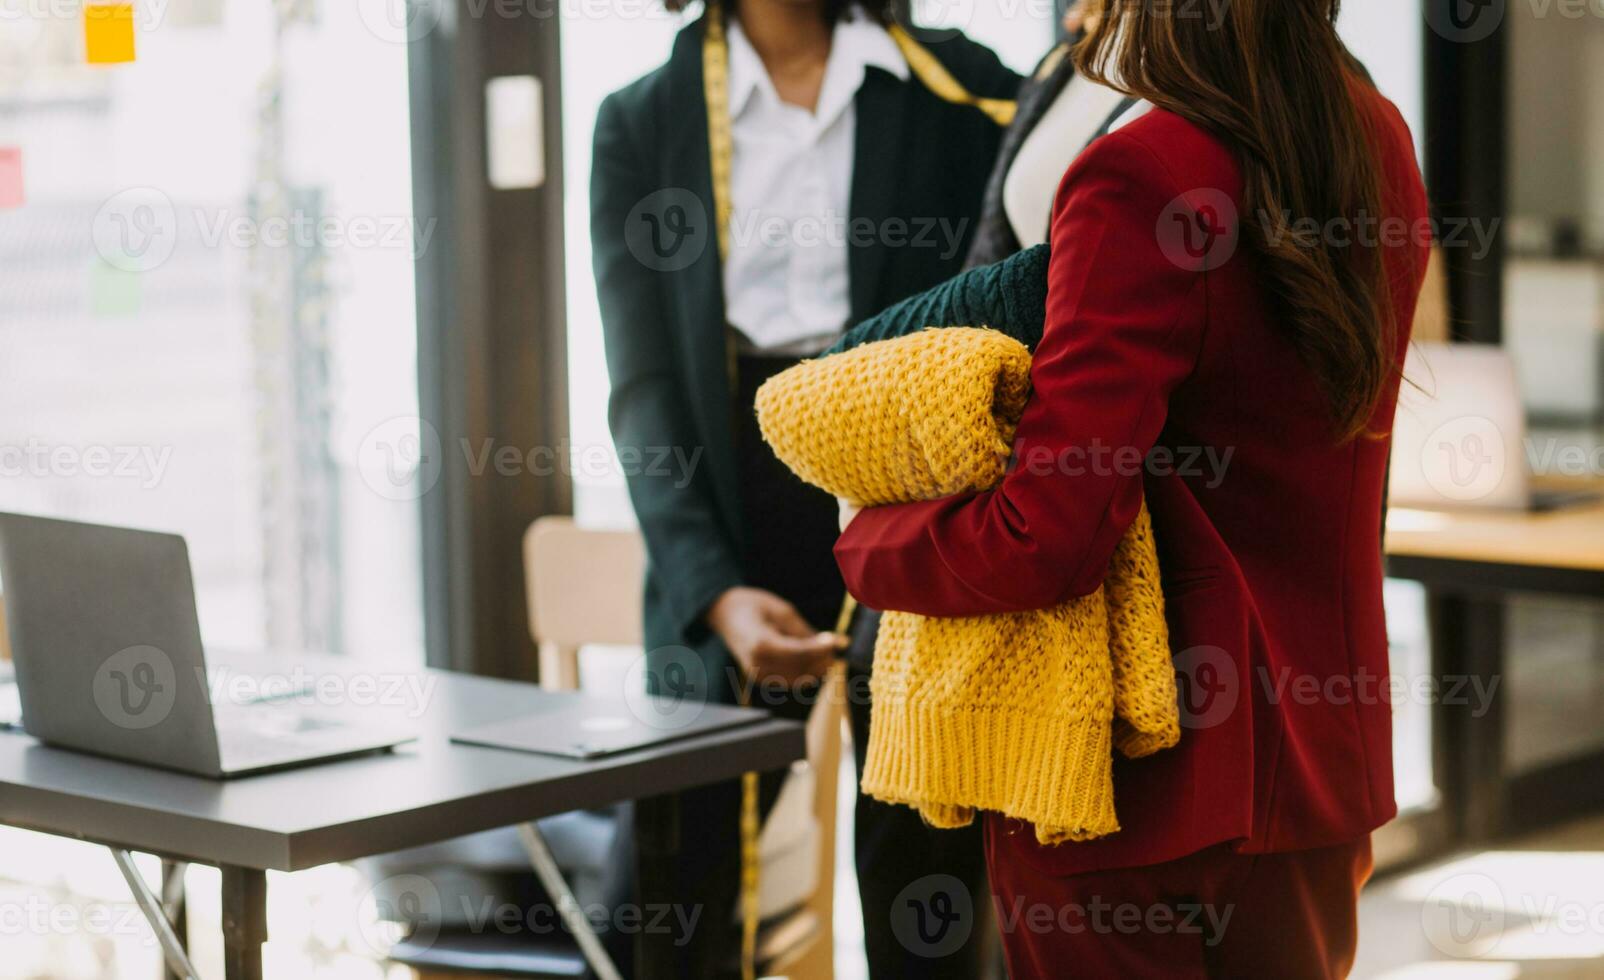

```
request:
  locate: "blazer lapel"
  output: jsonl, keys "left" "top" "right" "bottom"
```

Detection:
{"left": 664, "top": 17, "right": 727, "bottom": 361}
{"left": 847, "top": 66, "right": 909, "bottom": 320}
{"left": 663, "top": 15, "right": 743, "bottom": 538}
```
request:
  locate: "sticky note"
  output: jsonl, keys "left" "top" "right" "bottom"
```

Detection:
{"left": 90, "top": 260, "right": 142, "bottom": 316}
{"left": 0, "top": 148, "right": 22, "bottom": 210}
{"left": 84, "top": 3, "right": 137, "bottom": 65}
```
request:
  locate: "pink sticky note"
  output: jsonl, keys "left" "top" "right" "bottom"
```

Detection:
{"left": 0, "top": 147, "right": 22, "bottom": 210}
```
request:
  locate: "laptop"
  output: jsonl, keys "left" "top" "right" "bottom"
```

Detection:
{"left": 451, "top": 692, "right": 768, "bottom": 760}
{"left": 1390, "top": 341, "right": 1599, "bottom": 512}
{"left": 0, "top": 512, "right": 413, "bottom": 778}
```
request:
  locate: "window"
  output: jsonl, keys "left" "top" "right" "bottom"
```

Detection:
{"left": 0, "top": 1, "right": 424, "bottom": 663}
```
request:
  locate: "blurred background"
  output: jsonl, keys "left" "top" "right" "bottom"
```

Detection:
{"left": 0, "top": 0, "right": 1602, "bottom": 977}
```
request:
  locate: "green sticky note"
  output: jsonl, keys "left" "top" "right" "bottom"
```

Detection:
{"left": 90, "top": 260, "right": 142, "bottom": 316}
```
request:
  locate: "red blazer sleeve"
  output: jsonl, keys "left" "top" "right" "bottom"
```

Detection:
{"left": 834, "top": 128, "right": 1215, "bottom": 616}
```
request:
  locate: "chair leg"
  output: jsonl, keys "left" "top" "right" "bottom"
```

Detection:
{"left": 109, "top": 849, "right": 200, "bottom": 980}
{"left": 783, "top": 666, "right": 846, "bottom": 980}
{"left": 517, "top": 822, "right": 624, "bottom": 980}
{"left": 538, "top": 642, "right": 580, "bottom": 691}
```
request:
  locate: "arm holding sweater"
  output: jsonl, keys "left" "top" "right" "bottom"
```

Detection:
{"left": 826, "top": 244, "right": 1052, "bottom": 356}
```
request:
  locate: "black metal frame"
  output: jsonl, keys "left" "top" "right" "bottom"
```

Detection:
{"left": 410, "top": 0, "right": 573, "bottom": 680}
{"left": 1387, "top": 553, "right": 1604, "bottom": 851}
{"left": 1423, "top": 0, "right": 1507, "bottom": 345}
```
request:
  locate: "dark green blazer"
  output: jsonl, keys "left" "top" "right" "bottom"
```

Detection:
{"left": 591, "top": 13, "right": 1020, "bottom": 701}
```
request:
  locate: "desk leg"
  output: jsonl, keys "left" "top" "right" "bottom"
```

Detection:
{"left": 161, "top": 861, "right": 189, "bottom": 980}
{"left": 220, "top": 866, "right": 268, "bottom": 980}
{"left": 1431, "top": 591, "right": 1507, "bottom": 840}
{"left": 635, "top": 791, "right": 681, "bottom": 980}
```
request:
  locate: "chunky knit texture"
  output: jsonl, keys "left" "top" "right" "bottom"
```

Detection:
{"left": 755, "top": 328, "right": 1179, "bottom": 845}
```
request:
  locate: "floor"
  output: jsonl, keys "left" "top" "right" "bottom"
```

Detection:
{"left": 1353, "top": 814, "right": 1604, "bottom": 980}
{"left": 4, "top": 800, "right": 1604, "bottom": 978}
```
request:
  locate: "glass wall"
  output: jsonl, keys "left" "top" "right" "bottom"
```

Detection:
{"left": 0, "top": 1, "right": 424, "bottom": 663}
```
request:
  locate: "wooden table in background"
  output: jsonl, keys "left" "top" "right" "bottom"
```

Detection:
{"left": 1385, "top": 478, "right": 1604, "bottom": 845}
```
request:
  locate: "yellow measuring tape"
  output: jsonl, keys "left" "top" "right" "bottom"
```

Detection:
{"left": 701, "top": 6, "right": 1009, "bottom": 976}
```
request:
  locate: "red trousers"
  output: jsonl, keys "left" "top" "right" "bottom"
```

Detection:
{"left": 985, "top": 820, "right": 1374, "bottom": 979}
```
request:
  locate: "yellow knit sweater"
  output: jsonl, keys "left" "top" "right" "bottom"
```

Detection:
{"left": 755, "top": 328, "right": 1180, "bottom": 845}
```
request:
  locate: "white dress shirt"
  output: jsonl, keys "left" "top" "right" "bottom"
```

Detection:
{"left": 1003, "top": 74, "right": 1150, "bottom": 248}
{"left": 722, "top": 15, "right": 908, "bottom": 355}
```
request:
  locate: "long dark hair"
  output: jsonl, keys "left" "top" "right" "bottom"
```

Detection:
{"left": 1079, "top": 0, "right": 1401, "bottom": 441}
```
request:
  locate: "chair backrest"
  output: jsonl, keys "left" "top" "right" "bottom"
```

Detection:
{"left": 523, "top": 517, "right": 645, "bottom": 689}
{"left": 520, "top": 515, "right": 839, "bottom": 979}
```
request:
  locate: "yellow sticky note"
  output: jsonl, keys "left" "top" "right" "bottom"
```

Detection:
{"left": 84, "top": 3, "right": 137, "bottom": 65}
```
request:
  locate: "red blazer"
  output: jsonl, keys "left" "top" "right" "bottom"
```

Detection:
{"left": 836, "top": 83, "right": 1430, "bottom": 875}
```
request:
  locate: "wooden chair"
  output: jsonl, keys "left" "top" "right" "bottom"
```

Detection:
{"left": 524, "top": 517, "right": 841, "bottom": 980}
{"left": 0, "top": 594, "right": 10, "bottom": 661}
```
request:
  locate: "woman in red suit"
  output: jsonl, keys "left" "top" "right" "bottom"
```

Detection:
{"left": 833, "top": 1, "right": 1431, "bottom": 976}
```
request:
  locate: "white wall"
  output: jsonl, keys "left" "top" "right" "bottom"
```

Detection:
{"left": 1338, "top": 0, "right": 1427, "bottom": 160}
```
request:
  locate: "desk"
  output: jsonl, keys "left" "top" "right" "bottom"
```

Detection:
{"left": 1385, "top": 481, "right": 1604, "bottom": 843}
{"left": 0, "top": 660, "right": 805, "bottom": 980}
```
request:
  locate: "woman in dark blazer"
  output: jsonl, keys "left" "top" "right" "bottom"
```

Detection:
{"left": 590, "top": 1, "right": 1018, "bottom": 974}
{"left": 833, "top": 0, "right": 1431, "bottom": 975}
